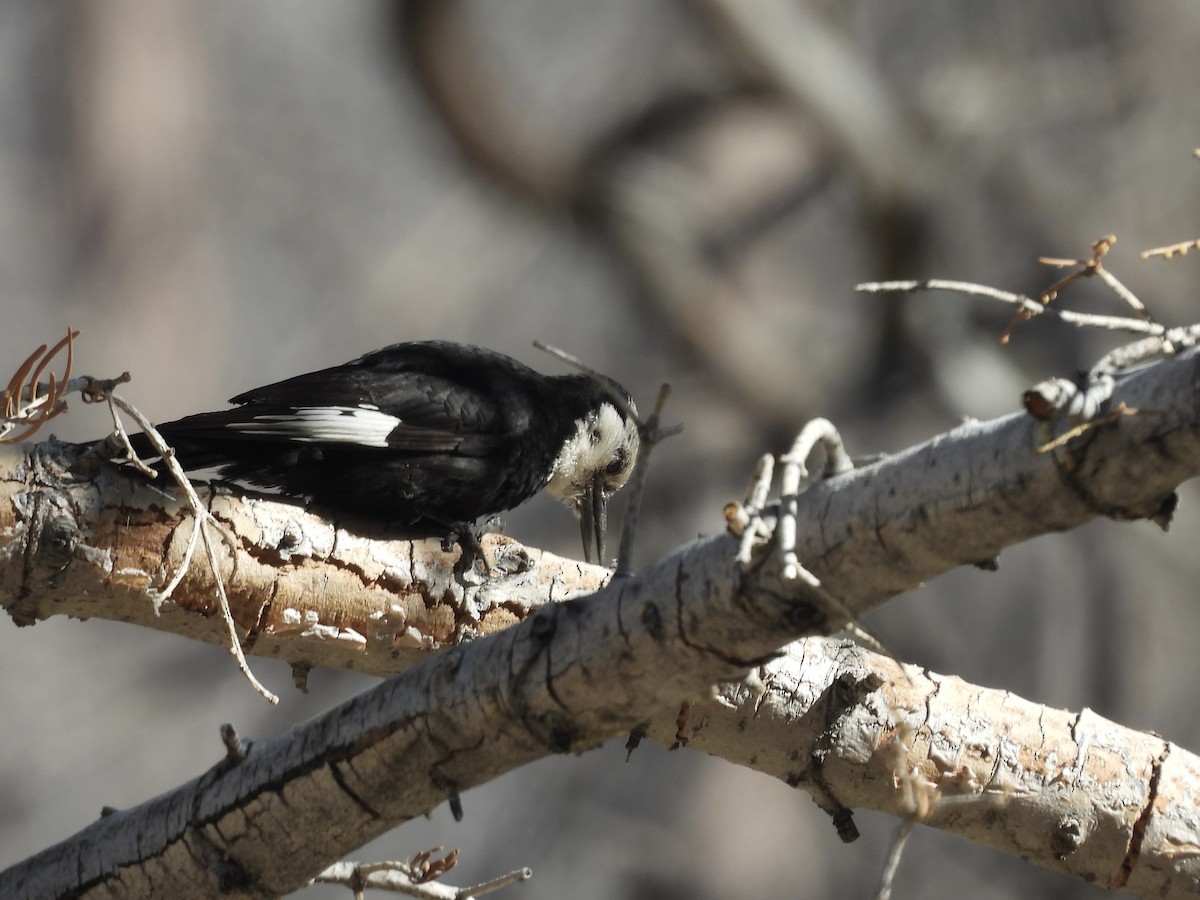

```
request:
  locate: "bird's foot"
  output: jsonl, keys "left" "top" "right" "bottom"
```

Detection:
{"left": 441, "top": 523, "right": 492, "bottom": 577}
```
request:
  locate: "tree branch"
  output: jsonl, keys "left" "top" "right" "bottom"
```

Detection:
{"left": 647, "top": 638, "right": 1200, "bottom": 897}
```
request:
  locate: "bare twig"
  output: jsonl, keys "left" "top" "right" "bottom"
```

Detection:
{"left": 1141, "top": 238, "right": 1200, "bottom": 261}
{"left": 614, "top": 382, "right": 682, "bottom": 578}
{"left": 855, "top": 279, "right": 1160, "bottom": 338}
{"left": 874, "top": 821, "right": 913, "bottom": 900}
{"left": 532, "top": 340, "right": 639, "bottom": 424}
{"left": 776, "top": 418, "right": 853, "bottom": 584}
{"left": 447, "top": 866, "right": 532, "bottom": 898}
{"left": 860, "top": 278, "right": 1200, "bottom": 376}
{"left": 1090, "top": 326, "right": 1200, "bottom": 374}
{"left": 727, "top": 453, "right": 775, "bottom": 565}
{"left": 1, "top": 329, "right": 80, "bottom": 442}
{"left": 0, "top": 332, "right": 277, "bottom": 702}
{"left": 1033, "top": 235, "right": 1118, "bottom": 301}
{"left": 864, "top": 237, "right": 1159, "bottom": 350}
{"left": 1034, "top": 403, "right": 1140, "bottom": 454}
{"left": 313, "top": 854, "right": 531, "bottom": 898}
{"left": 724, "top": 420, "right": 910, "bottom": 676}
{"left": 1141, "top": 150, "right": 1200, "bottom": 261}
{"left": 1035, "top": 236, "right": 1152, "bottom": 325}
{"left": 101, "top": 389, "right": 277, "bottom": 705}
{"left": 86, "top": 373, "right": 156, "bottom": 475}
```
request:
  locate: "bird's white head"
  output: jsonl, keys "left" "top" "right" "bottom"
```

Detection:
{"left": 544, "top": 399, "right": 640, "bottom": 564}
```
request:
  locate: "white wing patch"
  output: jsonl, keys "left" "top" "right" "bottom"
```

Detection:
{"left": 228, "top": 406, "right": 402, "bottom": 447}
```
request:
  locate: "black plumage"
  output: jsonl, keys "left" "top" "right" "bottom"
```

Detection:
{"left": 128, "top": 341, "right": 639, "bottom": 562}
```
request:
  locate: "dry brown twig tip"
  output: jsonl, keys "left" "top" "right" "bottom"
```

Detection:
{"left": 1, "top": 328, "right": 80, "bottom": 443}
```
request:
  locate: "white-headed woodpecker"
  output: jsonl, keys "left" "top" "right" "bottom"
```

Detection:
{"left": 128, "top": 341, "right": 640, "bottom": 564}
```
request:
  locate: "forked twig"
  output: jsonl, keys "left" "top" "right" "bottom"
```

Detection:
{"left": 313, "top": 855, "right": 531, "bottom": 898}
{"left": 855, "top": 280, "right": 1161, "bottom": 338}
{"left": 860, "top": 237, "right": 1154, "bottom": 345}
{"left": 101, "top": 389, "right": 277, "bottom": 705}
{"left": 1, "top": 329, "right": 80, "bottom": 442}
{"left": 3, "top": 331, "right": 278, "bottom": 702}
{"left": 863, "top": 237, "right": 1187, "bottom": 506}
{"left": 1035, "top": 236, "right": 1151, "bottom": 323}
{"left": 725, "top": 419, "right": 906, "bottom": 672}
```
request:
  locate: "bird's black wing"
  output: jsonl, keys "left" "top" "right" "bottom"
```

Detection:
{"left": 131, "top": 343, "right": 557, "bottom": 524}
{"left": 160, "top": 344, "right": 528, "bottom": 456}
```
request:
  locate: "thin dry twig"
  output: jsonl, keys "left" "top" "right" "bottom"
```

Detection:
{"left": 313, "top": 854, "right": 531, "bottom": 899}
{"left": 874, "top": 821, "right": 913, "bottom": 900}
{"left": 727, "top": 453, "right": 775, "bottom": 566}
{"left": 100, "top": 388, "right": 278, "bottom": 705}
{"left": 1141, "top": 238, "right": 1200, "bottom": 261}
{"left": 725, "top": 420, "right": 912, "bottom": 679}
{"left": 1, "top": 329, "right": 80, "bottom": 442}
{"left": 1034, "top": 403, "right": 1140, "bottom": 454}
{"left": 1016, "top": 235, "right": 1155, "bottom": 341}
{"left": 614, "top": 382, "right": 682, "bottom": 578}
{"left": 1141, "top": 150, "right": 1200, "bottom": 261}
{"left": 861, "top": 236, "right": 1155, "bottom": 346}
{"left": 1033, "top": 234, "right": 1118, "bottom": 303}
{"left": 776, "top": 418, "right": 854, "bottom": 584}
{"left": 1, "top": 332, "right": 277, "bottom": 702}
{"left": 859, "top": 278, "right": 1200, "bottom": 377}
{"left": 855, "top": 279, "right": 1161, "bottom": 337}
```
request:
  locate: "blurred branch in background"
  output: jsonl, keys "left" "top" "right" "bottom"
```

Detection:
{"left": 393, "top": 1, "right": 1164, "bottom": 436}
{"left": 395, "top": 0, "right": 936, "bottom": 428}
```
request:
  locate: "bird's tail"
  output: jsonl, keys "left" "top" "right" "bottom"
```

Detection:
{"left": 77, "top": 429, "right": 231, "bottom": 473}
{"left": 124, "top": 430, "right": 155, "bottom": 460}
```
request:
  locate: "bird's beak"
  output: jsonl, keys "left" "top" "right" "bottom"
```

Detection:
{"left": 578, "top": 471, "right": 607, "bottom": 565}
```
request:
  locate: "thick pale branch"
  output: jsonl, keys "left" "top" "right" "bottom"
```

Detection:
{"left": 0, "top": 516, "right": 820, "bottom": 898}
{"left": 0, "top": 445, "right": 612, "bottom": 675}
{"left": 649, "top": 639, "right": 1200, "bottom": 897}
{"left": 7, "top": 620, "right": 1198, "bottom": 896}
{"left": 784, "top": 345, "right": 1199, "bottom": 616}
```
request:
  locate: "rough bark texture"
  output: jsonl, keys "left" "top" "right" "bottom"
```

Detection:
{"left": 649, "top": 640, "right": 1200, "bottom": 896}
{"left": 0, "top": 441, "right": 612, "bottom": 675}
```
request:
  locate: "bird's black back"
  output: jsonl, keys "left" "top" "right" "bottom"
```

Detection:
{"left": 130, "top": 341, "right": 620, "bottom": 529}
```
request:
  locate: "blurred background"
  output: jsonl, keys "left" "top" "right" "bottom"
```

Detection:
{"left": 3, "top": 2, "right": 1200, "bottom": 897}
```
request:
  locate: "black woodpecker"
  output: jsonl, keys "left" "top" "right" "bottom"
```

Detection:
{"left": 125, "top": 341, "right": 640, "bottom": 564}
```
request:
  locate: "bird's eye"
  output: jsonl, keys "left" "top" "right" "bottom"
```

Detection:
{"left": 605, "top": 450, "right": 627, "bottom": 476}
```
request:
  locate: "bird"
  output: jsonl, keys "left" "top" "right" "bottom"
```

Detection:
{"left": 125, "top": 341, "right": 640, "bottom": 565}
